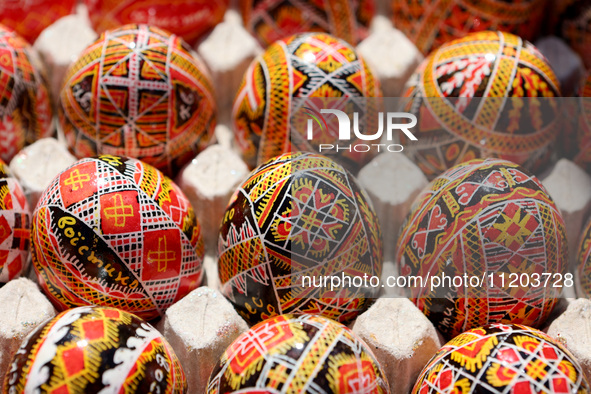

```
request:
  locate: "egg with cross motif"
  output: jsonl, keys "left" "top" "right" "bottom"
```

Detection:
{"left": 31, "top": 155, "right": 204, "bottom": 320}
{"left": 0, "top": 159, "right": 31, "bottom": 285}
{"left": 59, "top": 24, "right": 216, "bottom": 177}
{"left": 4, "top": 306, "right": 187, "bottom": 393}
{"left": 207, "top": 314, "right": 389, "bottom": 393}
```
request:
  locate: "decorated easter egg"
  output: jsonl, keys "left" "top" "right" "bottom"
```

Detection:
{"left": 218, "top": 152, "right": 382, "bottom": 326}
{"left": 0, "top": 25, "right": 53, "bottom": 163}
{"left": 207, "top": 314, "right": 389, "bottom": 393}
{"left": 573, "top": 73, "right": 591, "bottom": 172}
{"left": 0, "top": 159, "right": 31, "bottom": 284}
{"left": 84, "top": 0, "right": 229, "bottom": 46}
{"left": 59, "top": 24, "right": 216, "bottom": 177}
{"left": 396, "top": 158, "right": 567, "bottom": 339}
{"left": 401, "top": 31, "right": 561, "bottom": 180}
{"left": 31, "top": 155, "right": 204, "bottom": 321}
{"left": 240, "top": 0, "right": 375, "bottom": 47}
{"left": 577, "top": 213, "right": 591, "bottom": 298}
{"left": 4, "top": 306, "right": 187, "bottom": 393}
{"left": 392, "top": 0, "right": 548, "bottom": 55}
{"left": 548, "top": 0, "right": 591, "bottom": 69}
{"left": 413, "top": 323, "right": 590, "bottom": 393}
{"left": 232, "top": 33, "right": 381, "bottom": 169}
{"left": 233, "top": 32, "right": 382, "bottom": 171}
{"left": 0, "top": 0, "right": 76, "bottom": 44}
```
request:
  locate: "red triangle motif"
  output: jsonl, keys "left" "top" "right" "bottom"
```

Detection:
{"left": 0, "top": 215, "right": 11, "bottom": 245}
{"left": 292, "top": 68, "right": 306, "bottom": 93}
{"left": 346, "top": 71, "right": 364, "bottom": 93}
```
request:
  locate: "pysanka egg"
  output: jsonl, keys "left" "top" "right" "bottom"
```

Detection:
{"left": 392, "top": 0, "right": 548, "bottom": 55}
{"left": 4, "top": 306, "right": 187, "bottom": 393}
{"left": 0, "top": 159, "right": 31, "bottom": 284}
{"left": 572, "top": 73, "right": 591, "bottom": 173}
{"left": 84, "top": 0, "right": 229, "bottom": 45}
{"left": 396, "top": 158, "right": 567, "bottom": 339}
{"left": 413, "top": 324, "right": 590, "bottom": 393}
{"left": 401, "top": 31, "right": 561, "bottom": 180}
{"left": 0, "top": 25, "right": 53, "bottom": 163}
{"left": 0, "top": 0, "right": 76, "bottom": 43}
{"left": 31, "top": 155, "right": 204, "bottom": 321}
{"left": 207, "top": 314, "right": 389, "bottom": 393}
{"left": 577, "top": 213, "right": 591, "bottom": 298}
{"left": 218, "top": 152, "right": 382, "bottom": 326}
{"left": 233, "top": 32, "right": 382, "bottom": 171}
{"left": 59, "top": 24, "right": 216, "bottom": 177}
{"left": 240, "top": 0, "right": 375, "bottom": 47}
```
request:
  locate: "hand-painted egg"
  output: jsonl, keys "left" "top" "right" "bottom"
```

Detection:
{"left": 401, "top": 31, "right": 561, "bottom": 180}
{"left": 413, "top": 323, "right": 590, "bottom": 393}
{"left": 84, "top": 0, "right": 229, "bottom": 46}
{"left": 0, "top": 25, "right": 53, "bottom": 163}
{"left": 548, "top": 0, "right": 591, "bottom": 70}
{"left": 392, "top": 0, "right": 548, "bottom": 55}
{"left": 396, "top": 158, "right": 567, "bottom": 339}
{"left": 573, "top": 73, "right": 591, "bottom": 172}
{"left": 207, "top": 314, "right": 389, "bottom": 393}
{"left": 59, "top": 24, "right": 216, "bottom": 177}
{"left": 0, "top": 159, "right": 31, "bottom": 284}
{"left": 233, "top": 32, "right": 382, "bottom": 171}
{"left": 577, "top": 213, "right": 591, "bottom": 298}
{"left": 218, "top": 152, "right": 382, "bottom": 326}
{"left": 31, "top": 155, "right": 204, "bottom": 321}
{"left": 240, "top": 0, "right": 375, "bottom": 47}
{"left": 0, "top": 0, "right": 76, "bottom": 44}
{"left": 4, "top": 306, "right": 187, "bottom": 393}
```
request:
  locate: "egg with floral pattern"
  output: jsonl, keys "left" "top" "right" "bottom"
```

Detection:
{"left": 218, "top": 152, "right": 382, "bottom": 326}
{"left": 397, "top": 158, "right": 567, "bottom": 339}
